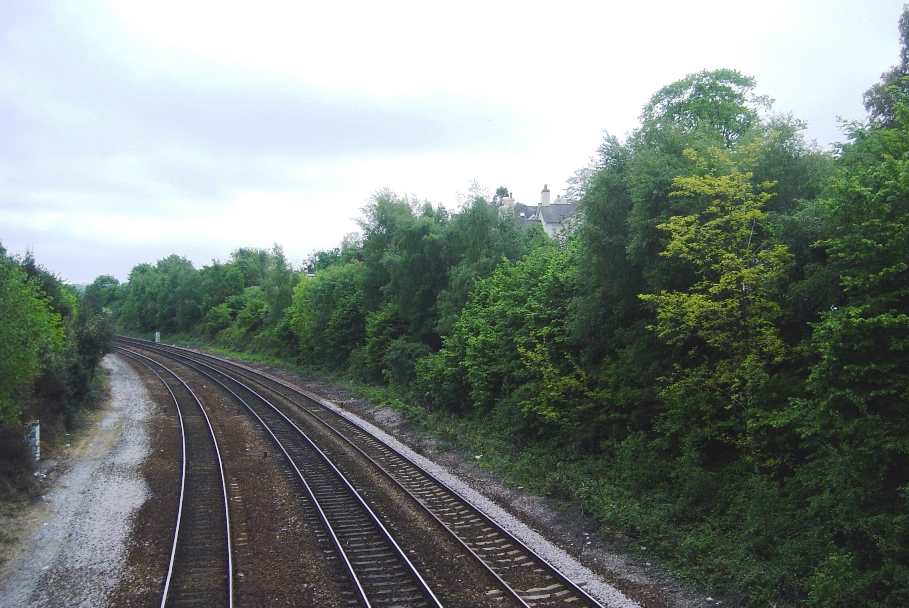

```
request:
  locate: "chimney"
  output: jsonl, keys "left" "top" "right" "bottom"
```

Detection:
{"left": 502, "top": 192, "right": 515, "bottom": 212}
{"left": 541, "top": 184, "right": 550, "bottom": 207}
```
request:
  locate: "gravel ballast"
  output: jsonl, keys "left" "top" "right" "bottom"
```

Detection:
{"left": 298, "top": 390, "right": 642, "bottom": 608}
{"left": 0, "top": 355, "right": 154, "bottom": 607}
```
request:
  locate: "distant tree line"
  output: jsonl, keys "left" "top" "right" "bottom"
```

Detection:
{"left": 107, "top": 245, "right": 301, "bottom": 355}
{"left": 100, "top": 10, "right": 909, "bottom": 605}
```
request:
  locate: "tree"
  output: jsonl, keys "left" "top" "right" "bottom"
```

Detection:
{"left": 572, "top": 71, "right": 830, "bottom": 452}
{"left": 76, "top": 313, "right": 114, "bottom": 380}
{"left": 417, "top": 241, "right": 586, "bottom": 436}
{"left": 355, "top": 190, "right": 452, "bottom": 363}
{"left": 436, "top": 195, "right": 531, "bottom": 335}
{"left": 82, "top": 274, "right": 120, "bottom": 316}
{"left": 197, "top": 261, "right": 244, "bottom": 314}
{"left": 0, "top": 251, "right": 64, "bottom": 419}
{"left": 784, "top": 55, "right": 909, "bottom": 600}
{"left": 639, "top": 147, "right": 792, "bottom": 466}
{"left": 576, "top": 70, "right": 773, "bottom": 332}
{"left": 288, "top": 262, "right": 367, "bottom": 368}
{"left": 639, "top": 69, "right": 770, "bottom": 149}
{"left": 230, "top": 247, "right": 271, "bottom": 287}
{"left": 260, "top": 243, "right": 300, "bottom": 324}
{"left": 863, "top": 6, "right": 909, "bottom": 126}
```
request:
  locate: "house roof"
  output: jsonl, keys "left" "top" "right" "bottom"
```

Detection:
{"left": 509, "top": 201, "right": 578, "bottom": 232}
{"left": 539, "top": 203, "right": 577, "bottom": 224}
{"left": 514, "top": 203, "right": 536, "bottom": 220}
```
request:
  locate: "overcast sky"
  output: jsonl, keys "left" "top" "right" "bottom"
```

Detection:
{"left": 1, "top": 0, "right": 905, "bottom": 284}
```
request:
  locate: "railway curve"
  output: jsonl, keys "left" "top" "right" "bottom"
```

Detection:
{"left": 116, "top": 337, "right": 608, "bottom": 608}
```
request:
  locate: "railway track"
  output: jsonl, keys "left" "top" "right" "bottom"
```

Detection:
{"left": 116, "top": 349, "right": 233, "bottom": 608}
{"left": 120, "top": 342, "right": 442, "bottom": 608}
{"left": 117, "top": 337, "right": 605, "bottom": 608}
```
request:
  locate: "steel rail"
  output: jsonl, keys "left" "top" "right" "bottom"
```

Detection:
{"left": 117, "top": 337, "right": 604, "bottom": 608}
{"left": 115, "top": 350, "right": 189, "bottom": 608}
{"left": 176, "top": 352, "right": 443, "bottom": 608}
{"left": 208, "top": 356, "right": 590, "bottom": 607}
{"left": 125, "top": 343, "right": 529, "bottom": 606}
{"left": 117, "top": 347, "right": 234, "bottom": 608}
{"left": 124, "top": 340, "right": 443, "bottom": 608}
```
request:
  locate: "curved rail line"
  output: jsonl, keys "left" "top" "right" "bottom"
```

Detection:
{"left": 120, "top": 341, "right": 443, "bottom": 608}
{"left": 117, "top": 348, "right": 233, "bottom": 608}
{"left": 118, "top": 337, "right": 605, "bottom": 608}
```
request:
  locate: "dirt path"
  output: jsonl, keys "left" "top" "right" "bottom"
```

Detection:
{"left": 0, "top": 355, "right": 156, "bottom": 607}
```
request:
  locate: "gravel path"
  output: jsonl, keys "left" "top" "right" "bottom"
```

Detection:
{"left": 0, "top": 355, "right": 154, "bottom": 607}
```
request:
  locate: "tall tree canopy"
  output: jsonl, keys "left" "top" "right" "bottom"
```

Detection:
{"left": 0, "top": 250, "right": 63, "bottom": 419}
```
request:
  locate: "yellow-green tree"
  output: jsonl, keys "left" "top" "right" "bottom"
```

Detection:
{"left": 639, "top": 148, "right": 792, "bottom": 466}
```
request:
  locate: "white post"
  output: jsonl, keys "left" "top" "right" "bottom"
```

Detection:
{"left": 26, "top": 420, "right": 39, "bottom": 461}
{"left": 154, "top": 331, "right": 161, "bottom": 343}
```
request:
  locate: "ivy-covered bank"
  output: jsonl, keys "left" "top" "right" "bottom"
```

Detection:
{"left": 98, "top": 11, "right": 909, "bottom": 606}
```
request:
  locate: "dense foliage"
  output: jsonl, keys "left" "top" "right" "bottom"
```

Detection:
{"left": 115, "top": 245, "right": 301, "bottom": 356}
{"left": 100, "top": 11, "right": 909, "bottom": 605}
{"left": 0, "top": 246, "right": 114, "bottom": 499}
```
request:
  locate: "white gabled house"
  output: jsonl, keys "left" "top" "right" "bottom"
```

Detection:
{"left": 501, "top": 184, "right": 578, "bottom": 237}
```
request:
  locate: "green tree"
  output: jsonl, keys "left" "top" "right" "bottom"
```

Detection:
{"left": 784, "top": 46, "right": 909, "bottom": 600}
{"left": 260, "top": 244, "right": 301, "bottom": 330}
{"left": 863, "top": 6, "right": 909, "bottom": 127}
{"left": 0, "top": 251, "right": 64, "bottom": 419}
{"left": 575, "top": 71, "right": 774, "bottom": 359}
{"left": 304, "top": 232, "right": 362, "bottom": 274}
{"left": 197, "top": 261, "right": 244, "bottom": 315}
{"left": 288, "top": 262, "right": 367, "bottom": 368}
{"left": 119, "top": 255, "right": 200, "bottom": 332}
{"left": 82, "top": 274, "right": 120, "bottom": 316}
{"left": 202, "top": 302, "right": 234, "bottom": 335}
{"left": 572, "top": 71, "right": 832, "bottom": 455}
{"left": 230, "top": 247, "right": 271, "bottom": 287}
{"left": 639, "top": 68, "right": 769, "bottom": 149}
{"left": 417, "top": 241, "right": 587, "bottom": 437}
{"left": 359, "top": 191, "right": 451, "bottom": 345}
{"left": 436, "top": 195, "right": 531, "bottom": 335}
{"left": 76, "top": 312, "right": 114, "bottom": 380}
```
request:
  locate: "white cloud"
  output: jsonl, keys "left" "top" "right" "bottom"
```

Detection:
{"left": 1, "top": 0, "right": 907, "bottom": 283}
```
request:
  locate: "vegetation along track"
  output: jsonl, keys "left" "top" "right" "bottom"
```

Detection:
{"left": 116, "top": 349, "right": 233, "bottom": 608}
{"left": 117, "top": 336, "right": 605, "bottom": 608}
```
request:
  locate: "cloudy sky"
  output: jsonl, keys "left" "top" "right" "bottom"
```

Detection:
{"left": 1, "top": 0, "right": 905, "bottom": 284}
